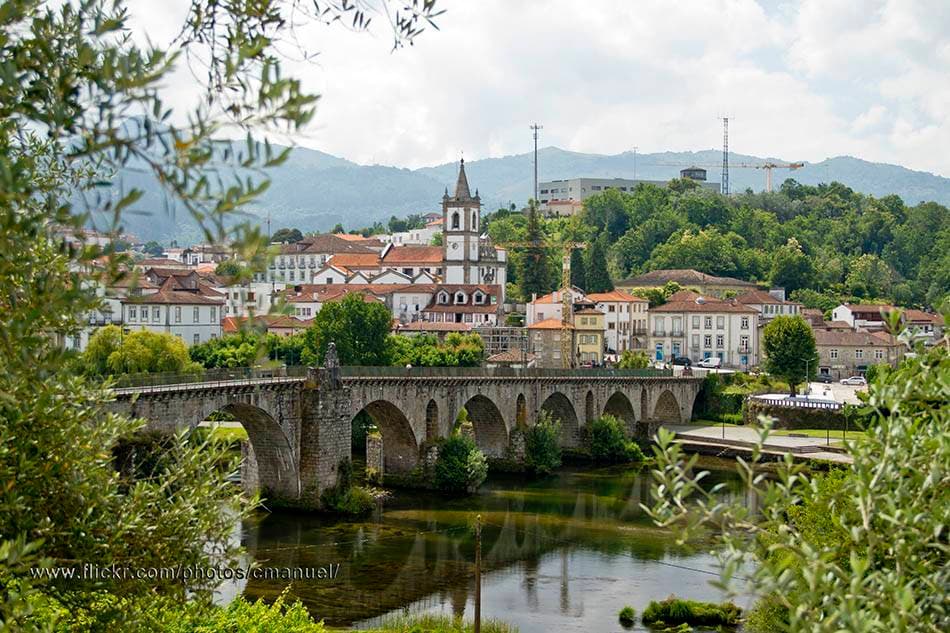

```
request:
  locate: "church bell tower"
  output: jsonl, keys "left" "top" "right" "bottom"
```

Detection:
{"left": 442, "top": 159, "right": 481, "bottom": 284}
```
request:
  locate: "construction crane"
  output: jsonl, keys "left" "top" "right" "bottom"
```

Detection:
{"left": 496, "top": 240, "right": 586, "bottom": 368}
{"left": 654, "top": 161, "right": 805, "bottom": 193}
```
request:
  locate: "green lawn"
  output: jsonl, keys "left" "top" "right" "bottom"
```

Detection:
{"left": 206, "top": 425, "right": 248, "bottom": 443}
{"left": 689, "top": 419, "right": 740, "bottom": 427}
{"left": 771, "top": 428, "right": 865, "bottom": 442}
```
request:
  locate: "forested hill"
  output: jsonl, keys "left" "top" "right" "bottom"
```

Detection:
{"left": 482, "top": 179, "right": 949, "bottom": 311}
{"left": 98, "top": 145, "right": 950, "bottom": 244}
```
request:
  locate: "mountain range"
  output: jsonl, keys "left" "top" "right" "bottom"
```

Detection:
{"left": 98, "top": 146, "right": 950, "bottom": 244}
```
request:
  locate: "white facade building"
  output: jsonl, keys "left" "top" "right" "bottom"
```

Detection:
{"left": 648, "top": 290, "right": 759, "bottom": 369}
{"left": 122, "top": 285, "right": 224, "bottom": 346}
{"left": 586, "top": 290, "right": 650, "bottom": 353}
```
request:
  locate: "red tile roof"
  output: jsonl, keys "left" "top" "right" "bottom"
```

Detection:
{"left": 586, "top": 290, "right": 646, "bottom": 303}
{"left": 328, "top": 252, "right": 381, "bottom": 269}
{"left": 382, "top": 245, "right": 443, "bottom": 265}
{"left": 619, "top": 268, "right": 756, "bottom": 288}
{"left": 528, "top": 318, "right": 573, "bottom": 330}
{"left": 222, "top": 315, "right": 310, "bottom": 333}
{"left": 651, "top": 290, "right": 758, "bottom": 314}
{"left": 814, "top": 329, "right": 901, "bottom": 347}
{"left": 735, "top": 289, "right": 800, "bottom": 305}
{"left": 487, "top": 349, "right": 536, "bottom": 363}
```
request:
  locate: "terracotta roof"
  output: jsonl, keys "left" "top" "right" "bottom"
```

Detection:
{"left": 281, "top": 234, "right": 375, "bottom": 255}
{"left": 528, "top": 318, "right": 573, "bottom": 330}
{"left": 651, "top": 291, "right": 758, "bottom": 314}
{"left": 382, "top": 245, "right": 443, "bottom": 265}
{"left": 110, "top": 274, "right": 158, "bottom": 290}
{"left": 222, "top": 315, "right": 310, "bottom": 333}
{"left": 529, "top": 287, "right": 586, "bottom": 304}
{"left": 424, "top": 304, "right": 497, "bottom": 314}
{"left": 840, "top": 303, "right": 897, "bottom": 314}
{"left": 619, "top": 268, "right": 756, "bottom": 288}
{"left": 586, "top": 290, "right": 645, "bottom": 303}
{"left": 396, "top": 322, "right": 472, "bottom": 332}
{"left": 814, "top": 329, "right": 901, "bottom": 347}
{"left": 487, "top": 349, "right": 536, "bottom": 363}
{"left": 735, "top": 289, "right": 799, "bottom": 305}
{"left": 123, "top": 288, "right": 225, "bottom": 305}
{"left": 138, "top": 257, "right": 186, "bottom": 267}
{"left": 822, "top": 321, "right": 853, "bottom": 329}
{"left": 328, "top": 252, "right": 381, "bottom": 269}
{"left": 902, "top": 309, "right": 943, "bottom": 325}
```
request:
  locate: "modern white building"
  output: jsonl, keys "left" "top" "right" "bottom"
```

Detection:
{"left": 121, "top": 277, "right": 224, "bottom": 346}
{"left": 538, "top": 170, "right": 719, "bottom": 213}
{"left": 648, "top": 290, "right": 759, "bottom": 369}
{"left": 831, "top": 303, "right": 897, "bottom": 331}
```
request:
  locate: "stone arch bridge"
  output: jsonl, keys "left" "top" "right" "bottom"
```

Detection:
{"left": 109, "top": 365, "right": 702, "bottom": 509}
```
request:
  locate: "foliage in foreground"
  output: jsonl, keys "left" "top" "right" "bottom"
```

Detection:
{"left": 640, "top": 597, "right": 741, "bottom": 627}
{"left": 617, "top": 605, "right": 636, "bottom": 626}
{"left": 647, "top": 340, "right": 950, "bottom": 632}
{"left": 587, "top": 415, "right": 645, "bottom": 463}
{"left": 434, "top": 434, "right": 488, "bottom": 493}
{"left": 364, "top": 613, "right": 517, "bottom": 633}
{"left": 523, "top": 411, "right": 562, "bottom": 475}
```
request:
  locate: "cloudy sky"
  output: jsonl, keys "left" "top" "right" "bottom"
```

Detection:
{"left": 136, "top": 0, "right": 950, "bottom": 177}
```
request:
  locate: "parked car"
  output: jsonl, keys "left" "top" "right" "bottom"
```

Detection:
{"left": 818, "top": 373, "right": 834, "bottom": 384}
{"left": 840, "top": 375, "right": 867, "bottom": 386}
{"left": 697, "top": 357, "right": 722, "bottom": 369}
{"left": 671, "top": 356, "right": 692, "bottom": 367}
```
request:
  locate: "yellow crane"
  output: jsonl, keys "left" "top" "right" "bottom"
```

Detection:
{"left": 496, "top": 240, "right": 586, "bottom": 368}
{"left": 657, "top": 161, "right": 805, "bottom": 192}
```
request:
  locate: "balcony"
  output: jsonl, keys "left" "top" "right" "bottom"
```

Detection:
{"left": 652, "top": 330, "right": 666, "bottom": 337}
{"left": 738, "top": 345, "right": 750, "bottom": 353}
{"left": 671, "top": 330, "right": 684, "bottom": 337}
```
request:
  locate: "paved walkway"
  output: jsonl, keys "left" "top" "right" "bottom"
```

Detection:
{"left": 663, "top": 424, "right": 853, "bottom": 464}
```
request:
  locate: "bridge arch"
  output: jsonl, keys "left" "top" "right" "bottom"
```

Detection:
{"left": 603, "top": 391, "right": 637, "bottom": 435}
{"left": 355, "top": 400, "right": 420, "bottom": 474}
{"left": 653, "top": 389, "right": 682, "bottom": 424}
{"left": 461, "top": 395, "right": 508, "bottom": 458}
{"left": 202, "top": 402, "right": 299, "bottom": 501}
{"left": 515, "top": 393, "right": 527, "bottom": 429}
{"left": 540, "top": 392, "right": 580, "bottom": 447}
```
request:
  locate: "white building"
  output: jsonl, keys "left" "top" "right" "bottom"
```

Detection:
{"left": 648, "top": 290, "right": 759, "bottom": 369}
{"left": 735, "top": 289, "right": 802, "bottom": 321}
{"left": 258, "top": 234, "right": 377, "bottom": 285}
{"left": 831, "top": 303, "right": 897, "bottom": 331}
{"left": 586, "top": 290, "right": 650, "bottom": 354}
{"left": 121, "top": 277, "right": 224, "bottom": 346}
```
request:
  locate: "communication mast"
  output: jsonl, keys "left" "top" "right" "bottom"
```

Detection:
{"left": 530, "top": 123, "right": 543, "bottom": 201}
{"left": 720, "top": 116, "right": 730, "bottom": 195}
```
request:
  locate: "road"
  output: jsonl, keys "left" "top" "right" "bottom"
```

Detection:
{"left": 802, "top": 381, "right": 866, "bottom": 405}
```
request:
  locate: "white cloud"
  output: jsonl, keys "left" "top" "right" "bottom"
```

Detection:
{"left": 126, "top": 0, "right": 950, "bottom": 177}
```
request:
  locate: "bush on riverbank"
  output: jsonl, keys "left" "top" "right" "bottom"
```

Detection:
{"left": 524, "top": 411, "right": 562, "bottom": 475}
{"left": 641, "top": 596, "right": 741, "bottom": 628}
{"left": 363, "top": 613, "right": 517, "bottom": 632}
{"left": 434, "top": 435, "right": 487, "bottom": 493}
{"left": 588, "top": 416, "right": 645, "bottom": 463}
{"left": 321, "top": 459, "right": 375, "bottom": 516}
{"left": 618, "top": 605, "right": 636, "bottom": 626}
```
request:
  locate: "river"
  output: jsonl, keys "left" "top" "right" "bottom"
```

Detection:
{"left": 224, "top": 457, "right": 753, "bottom": 632}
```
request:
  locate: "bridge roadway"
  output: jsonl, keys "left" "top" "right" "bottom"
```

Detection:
{"left": 108, "top": 364, "right": 704, "bottom": 509}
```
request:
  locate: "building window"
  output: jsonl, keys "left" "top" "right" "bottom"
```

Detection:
{"left": 472, "top": 211, "right": 478, "bottom": 229}
{"left": 704, "top": 316, "right": 712, "bottom": 329}
{"left": 455, "top": 292, "right": 466, "bottom": 304}
{"left": 875, "top": 349, "right": 884, "bottom": 360}
{"left": 152, "top": 307, "right": 160, "bottom": 322}
{"left": 830, "top": 349, "right": 839, "bottom": 360}
{"left": 741, "top": 316, "right": 749, "bottom": 329}
{"left": 716, "top": 334, "right": 724, "bottom": 348}
{"left": 438, "top": 292, "right": 449, "bottom": 304}
{"left": 608, "top": 322, "right": 615, "bottom": 329}
{"left": 210, "top": 306, "right": 216, "bottom": 322}
{"left": 175, "top": 306, "right": 182, "bottom": 323}
{"left": 129, "top": 307, "right": 137, "bottom": 321}
{"left": 855, "top": 349, "right": 864, "bottom": 360}
{"left": 193, "top": 307, "right": 200, "bottom": 323}
{"left": 716, "top": 316, "right": 725, "bottom": 329}
{"left": 193, "top": 333, "right": 200, "bottom": 345}
{"left": 451, "top": 212, "right": 460, "bottom": 229}
{"left": 691, "top": 333, "right": 699, "bottom": 349}
{"left": 740, "top": 335, "right": 749, "bottom": 350}
{"left": 704, "top": 335, "right": 712, "bottom": 348}
{"left": 692, "top": 315, "right": 700, "bottom": 328}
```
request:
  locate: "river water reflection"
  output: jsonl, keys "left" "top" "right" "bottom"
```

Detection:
{"left": 234, "top": 458, "right": 752, "bottom": 632}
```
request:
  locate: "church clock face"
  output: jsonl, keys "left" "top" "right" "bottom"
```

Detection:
{"left": 452, "top": 242, "right": 459, "bottom": 249}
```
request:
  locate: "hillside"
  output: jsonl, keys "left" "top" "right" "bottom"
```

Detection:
{"left": 96, "top": 145, "right": 950, "bottom": 243}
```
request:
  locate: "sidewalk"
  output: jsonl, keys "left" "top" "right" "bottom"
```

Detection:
{"left": 663, "top": 424, "right": 853, "bottom": 465}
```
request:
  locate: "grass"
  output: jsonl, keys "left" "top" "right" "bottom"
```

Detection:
{"left": 358, "top": 614, "right": 517, "bottom": 632}
{"left": 771, "top": 428, "right": 865, "bottom": 442}
{"left": 618, "top": 605, "right": 636, "bottom": 626}
{"left": 207, "top": 425, "right": 248, "bottom": 443}
{"left": 689, "top": 419, "right": 740, "bottom": 427}
{"left": 641, "top": 597, "right": 741, "bottom": 628}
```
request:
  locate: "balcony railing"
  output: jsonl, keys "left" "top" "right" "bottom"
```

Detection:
{"left": 652, "top": 330, "right": 666, "bottom": 337}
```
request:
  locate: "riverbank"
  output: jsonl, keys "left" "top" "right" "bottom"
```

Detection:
{"left": 663, "top": 424, "right": 853, "bottom": 464}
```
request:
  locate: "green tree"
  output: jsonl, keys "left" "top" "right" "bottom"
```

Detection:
{"left": 846, "top": 253, "right": 895, "bottom": 299}
{"left": 569, "top": 247, "right": 586, "bottom": 290}
{"left": 142, "top": 241, "right": 165, "bottom": 256}
{"left": 430, "top": 232, "right": 443, "bottom": 246}
{"left": 770, "top": 237, "right": 815, "bottom": 293}
{"left": 433, "top": 435, "right": 487, "bottom": 494}
{"left": 84, "top": 325, "right": 125, "bottom": 376}
{"left": 617, "top": 350, "right": 650, "bottom": 369}
{"left": 271, "top": 228, "right": 303, "bottom": 243}
{"left": 215, "top": 259, "right": 244, "bottom": 276}
{"left": 648, "top": 342, "right": 949, "bottom": 633}
{"left": 761, "top": 315, "right": 817, "bottom": 396}
{"left": 524, "top": 411, "right": 562, "bottom": 476}
{"left": 584, "top": 238, "right": 613, "bottom": 293}
{"left": 105, "top": 330, "right": 203, "bottom": 376}
{"left": 302, "top": 293, "right": 392, "bottom": 366}
{"left": 581, "top": 188, "right": 631, "bottom": 242}
{"left": 519, "top": 199, "right": 552, "bottom": 298}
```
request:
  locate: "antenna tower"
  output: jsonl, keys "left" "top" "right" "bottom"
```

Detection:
{"left": 720, "top": 116, "right": 730, "bottom": 195}
{"left": 530, "top": 123, "right": 543, "bottom": 201}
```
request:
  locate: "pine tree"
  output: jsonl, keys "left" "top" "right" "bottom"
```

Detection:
{"left": 585, "top": 238, "right": 614, "bottom": 293}
{"left": 569, "top": 248, "right": 587, "bottom": 291}
{"left": 519, "top": 200, "right": 551, "bottom": 298}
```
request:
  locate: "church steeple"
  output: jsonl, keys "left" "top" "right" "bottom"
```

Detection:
{"left": 453, "top": 158, "right": 473, "bottom": 201}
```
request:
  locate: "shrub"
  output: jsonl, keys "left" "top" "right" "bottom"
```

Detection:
{"left": 434, "top": 435, "right": 487, "bottom": 493}
{"left": 618, "top": 605, "right": 636, "bottom": 626}
{"left": 745, "top": 594, "right": 789, "bottom": 632}
{"left": 641, "top": 597, "right": 741, "bottom": 627}
{"left": 365, "top": 613, "right": 517, "bottom": 632}
{"left": 320, "top": 459, "right": 375, "bottom": 516}
{"left": 588, "top": 415, "right": 644, "bottom": 463}
{"left": 524, "top": 411, "right": 562, "bottom": 475}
